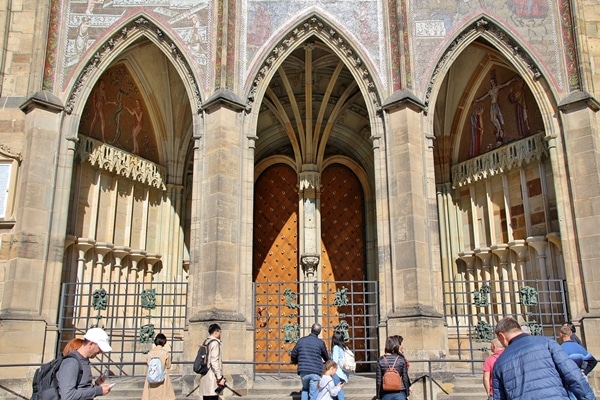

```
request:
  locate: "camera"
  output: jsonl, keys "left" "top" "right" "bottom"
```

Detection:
{"left": 215, "top": 384, "right": 225, "bottom": 394}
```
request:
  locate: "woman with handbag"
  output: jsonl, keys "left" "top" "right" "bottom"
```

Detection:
{"left": 375, "top": 336, "right": 411, "bottom": 400}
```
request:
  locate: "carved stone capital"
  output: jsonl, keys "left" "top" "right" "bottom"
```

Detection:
{"left": 301, "top": 253, "right": 320, "bottom": 277}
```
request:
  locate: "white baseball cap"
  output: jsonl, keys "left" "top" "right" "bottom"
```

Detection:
{"left": 84, "top": 328, "right": 112, "bottom": 352}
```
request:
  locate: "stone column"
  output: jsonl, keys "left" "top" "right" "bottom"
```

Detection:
{"left": 380, "top": 93, "right": 446, "bottom": 366}
{"left": 186, "top": 95, "right": 249, "bottom": 388}
{"left": 527, "top": 236, "right": 548, "bottom": 324}
{"left": 94, "top": 242, "right": 113, "bottom": 283}
{"left": 491, "top": 244, "right": 511, "bottom": 315}
{"left": 546, "top": 232, "right": 564, "bottom": 280}
{"left": 458, "top": 251, "right": 476, "bottom": 327}
{"left": 509, "top": 240, "right": 528, "bottom": 319}
{"left": 556, "top": 93, "right": 600, "bottom": 357}
{"left": 474, "top": 248, "right": 493, "bottom": 320}
{"left": 0, "top": 93, "right": 69, "bottom": 373}
{"left": 298, "top": 169, "right": 321, "bottom": 333}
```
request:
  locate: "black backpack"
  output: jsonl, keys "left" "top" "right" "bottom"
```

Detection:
{"left": 31, "top": 353, "right": 83, "bottom": 400}
{"left": 193, "top": 339, "right": 216, "bottom": 375}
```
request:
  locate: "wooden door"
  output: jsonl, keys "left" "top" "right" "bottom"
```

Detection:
{"left": 319, "top": 164, "right": 368, "bottom": 370}
{"left": 253, "top": 164, "right": 299, "bottom": 372}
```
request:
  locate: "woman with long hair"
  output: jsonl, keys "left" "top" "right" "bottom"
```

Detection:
{"left": 330, "top": 331, "right": 349, "bottom": 400}
{"left": 376, "top": 335, "right": 411, "bottom": 400}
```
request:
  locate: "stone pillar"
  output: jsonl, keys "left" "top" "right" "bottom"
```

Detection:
{"left": 186, "top": 94, "right": 250, "bottom": 391}
{"left": 458, "top": 251, "right": 476, "bottom": 327}
{"left": 556, "top": 93, "right": 600, "bottom": 358}
{"left": 474, "top": 248, "right": 493, "bottom": 320}
{"left": 380, "top": 93, "right": 446, "bottom": 366}
{"left": 0, "top": 93, "right": 68, "bottom": 375}
{"left": 509, "top": 239, "right": 528, "bottom": 319}
{"left": 298, "top": 169, "right": 321, "bottom": 333}
{"left": 491, "top": 244, "right": 511, "bottom": 315}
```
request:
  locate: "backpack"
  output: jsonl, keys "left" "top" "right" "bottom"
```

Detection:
{"left": 193, "top": 339, "right": 216, "bottom": 375}
{"left": 382, "top": 355, "right": 403, "bottom": 392}
{"left": 31, "top": 353, "right": 83, "bottom": 400}
{"left": 146, "top": 350, "right": 166, "bottom": 384}
{"left": 340, "top": 348, "right": 356, "bottom": 372}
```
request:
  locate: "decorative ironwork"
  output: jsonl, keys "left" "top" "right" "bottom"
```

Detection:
{"left": 141, "top": 289, "right": 157, "bottom": 310}
{"left": 92, "top": 288, "right": 108, "bottom": 310}
{"left": 283, "top": 288, "right": 299, "bottom": 309}
{"left": 334, "top": 320, "right": 350, "bottom": 342}
{"left": 333, "top": 286, "right": 349, "bottom": 307}
{"left": 519, "top": 286, "right": 538, "bottom": 306}
{"left": 283, "top": 323, "right": 299, "bottom": 343}
{"left": 475, "top": 320, "right": 494, "bottom": 342}
{"left": 472, "top": 284, "right": 491, "bottom": 307}
{"left": 524, "top": 320, "right": 543, "bottom": 336}
{"left": 140, "top": 324, "right": 155, "bottom": 344}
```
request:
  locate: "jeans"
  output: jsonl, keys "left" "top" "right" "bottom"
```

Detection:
{"left": 300, "top": 373, "right": 321, "bottom": 400}
{"left": 381, "top": 391, "right": 407, "bottom": 400}
{"left": 332, "top": 374, "right": 345, "bottom": 400}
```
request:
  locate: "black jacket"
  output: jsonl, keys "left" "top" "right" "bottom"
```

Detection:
{"left": 290, "top": 333, "right": 330, "bottom": 376}
{"left": 375, "top": 353, "right": 410, "bottom": 399}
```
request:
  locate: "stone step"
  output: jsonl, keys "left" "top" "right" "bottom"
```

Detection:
{"left": 106, "top": 374, "right": 378, "bottom": 400}
{"left": 436, "top": 374, "right": 486, "bottom": 400}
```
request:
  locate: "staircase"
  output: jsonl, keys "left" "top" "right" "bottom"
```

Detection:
{"left": 106, "top": 373, "right": 485, "bottom": 400}
{"left": 436, "top": 374, "right": 486, "bottom": 399}
{"left": 106, "top": 374, "right": 377, "bottom": 400}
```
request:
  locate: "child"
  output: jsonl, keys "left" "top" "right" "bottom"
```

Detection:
{"left": 317, "top": 360, "right": 345, "bottom": 400}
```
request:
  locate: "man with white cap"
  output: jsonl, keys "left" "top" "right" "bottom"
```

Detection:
{"left": 57, "top": 327, "right": 114, "bottom": 399}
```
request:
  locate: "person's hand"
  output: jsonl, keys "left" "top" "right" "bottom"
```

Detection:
{"left": 95, "top": 374, "right": 106, "bottom": 385}
{"left": 218, "top": 377, "right": 226, "bottom": 386}
{"left": 100, "top": 383, "right": 113, "bottom": 395}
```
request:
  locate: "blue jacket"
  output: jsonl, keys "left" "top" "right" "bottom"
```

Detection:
{"left": 561, "top": 341, "right": 598, "bottom": 376}
{"left": 492, "top": 333, "right": 596, "bottom": 400}
{"left": 290, "top": 333, "right": 329, "bottom": 375}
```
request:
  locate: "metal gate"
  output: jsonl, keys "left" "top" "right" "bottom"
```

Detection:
{"left": 443, "top": 278, "right": 569, "bottom": 359}
{"left": 253, "top": 280, "right": 379, "bottom": 373}
{"left": 58, "top": 281, "right": 188, "bottom": 376}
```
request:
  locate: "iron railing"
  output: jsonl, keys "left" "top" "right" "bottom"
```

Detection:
{"left": 253, "top": 280, "right": 379, "bottom": 373}
{"left": 58, "top": 281, "right": 188, "bottom": 376}
{"left": 443, "top": 278, "right": 568, "bottom": 359}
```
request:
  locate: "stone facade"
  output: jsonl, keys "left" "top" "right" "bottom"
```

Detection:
{"left": 0, "top": 0, "right": 599, "bottom": 398}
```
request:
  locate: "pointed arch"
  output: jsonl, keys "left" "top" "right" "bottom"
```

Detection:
{"left": 244, "top": 13, "right": 383, "bottom": 120}
{"left": 424, "top": 15, "right": 554, "bottom": 116}
{"left": 64, "top": 14, "right": 202, "bottom": 117}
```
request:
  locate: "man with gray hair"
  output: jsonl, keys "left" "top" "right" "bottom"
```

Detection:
{"left": 290, "top": 323, "right": 330, "bottom": 400}
{"left": 492, "top": 317, "right": 595, "bottom": 400}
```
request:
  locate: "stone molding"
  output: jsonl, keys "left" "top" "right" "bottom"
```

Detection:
{"left": 65, "top": 16, "right": 202, "bottom": 114}
{"left": 451, "top": 131, "right": 548, "bottom": 187}
{"left": 0, "top": 144, "right": 22, "bottom": 162}
{"left": 424, "top": 16, "right": 541, "bottom": 114}
{"left": 247, "top": 15, "right": 380, "bottom": 111}
{"left": 76, "top": 135, "right": 166, "bottom": 190}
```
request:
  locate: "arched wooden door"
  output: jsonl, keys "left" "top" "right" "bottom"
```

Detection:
{"left": 253, "top": 164, "right": 299, "bottom": 372}
{"left": 320, "top": 164, "right": 368, "bottom": 370}
{"left": 253, "top": 163, "right": 369, "bottom": 372}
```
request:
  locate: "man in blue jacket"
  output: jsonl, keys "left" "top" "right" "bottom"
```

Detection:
{"left": 290, "top": 323, "right": 330, "bottom": 400}
{"left": 492, "top": 317, "right": 595, "bottom": 400}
